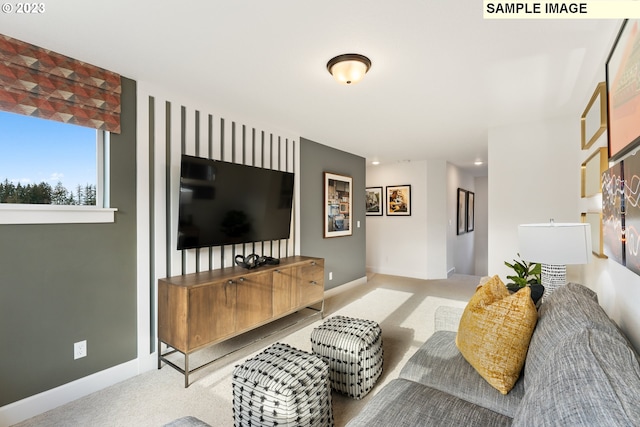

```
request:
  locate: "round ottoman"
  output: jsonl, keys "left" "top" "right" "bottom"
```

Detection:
{"left": 310, "top": 315, "right": 383, "bottom": 399}
{"left": 232, "top": 342, "right": 334, "bottom": 427}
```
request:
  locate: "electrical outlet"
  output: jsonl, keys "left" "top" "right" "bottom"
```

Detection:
{"left": 74, "top": 340, "right": 87, "bottom": 360}
{"left": 329, "top": 272, "right": 333, "bottom": 281}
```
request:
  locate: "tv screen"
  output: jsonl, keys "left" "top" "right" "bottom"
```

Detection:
{"left": 177, "top": 155, "right": 294, "bottom": 250}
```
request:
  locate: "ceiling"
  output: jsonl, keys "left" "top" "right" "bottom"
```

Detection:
{"left": 0, "top": 2, "right": 622, "bottom": 176}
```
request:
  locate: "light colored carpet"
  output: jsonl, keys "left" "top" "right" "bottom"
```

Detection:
{"left": 13, "top": 274, "right": 479, "bottom": 427}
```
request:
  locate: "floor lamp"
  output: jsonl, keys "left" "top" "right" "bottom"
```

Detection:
{"left": 518, "top": 221, "right": 592, "bottom": 300}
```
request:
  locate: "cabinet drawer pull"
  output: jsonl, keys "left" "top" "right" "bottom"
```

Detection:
{"left": 239, "top": 277, "right": 245, "bottom": 282}
{"left": 227, "top": 280, "right": 234, "bottom": 285}
{"left": 311, "top": 261, "right": 316, "bottom": 266}
{"left": 310, "top": 280, "right": 318, "bottom": 285}
{"left": 275, "top": 269, "right": 281, "bottom": 273}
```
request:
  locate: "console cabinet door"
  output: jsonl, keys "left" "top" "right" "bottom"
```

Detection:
{"left": 272, "top": 267, "right": 295, "bottom": 316}
{"left": 159, "top": 256, "right": 324, "bottom": 358}
{"left": 158, "top": 281, "right": 189, "bottom": 353}
{"left": 236, "top": 272, "right": 273, "bottom": 331}
{"left": 295, "top": 259, "right": 324, "bottom": 307}
{"left": 188, "top": 280, "right": 236, "bottom": 349}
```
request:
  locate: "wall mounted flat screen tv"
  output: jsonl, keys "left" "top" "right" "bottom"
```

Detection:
{"left": 177, "top": 155, "right": 294, "bottom": 250}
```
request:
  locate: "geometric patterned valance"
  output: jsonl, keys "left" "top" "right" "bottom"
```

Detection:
{"left": 0, "top": 34, "right": 121, "bottom": 133}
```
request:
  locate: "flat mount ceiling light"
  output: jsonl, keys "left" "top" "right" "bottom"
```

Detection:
{"left": 327, "top": 53, "right": 371, "bottom": 85}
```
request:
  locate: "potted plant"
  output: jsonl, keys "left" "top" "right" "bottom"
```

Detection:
{"left": 504, "top": 254, "right": 544, "bottom": 303}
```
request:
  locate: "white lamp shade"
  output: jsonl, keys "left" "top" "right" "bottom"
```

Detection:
{"left": 518, "top": 223, "right": 592, "bottom": 265}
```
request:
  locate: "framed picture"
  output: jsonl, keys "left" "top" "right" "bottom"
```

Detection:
{"left": 602, "top": 161, "right": 625, "bottom": 265}
{"left": 606, "top": 19, "right": 640, "bottom": 161}
{"left": 624, "top": 155, "right": 640, "bottom": 275}
{"left": 581, "top": 147, "right": 609, "bottom": 198}
{"left": 386, "top": 185, "right": 411, "bottom": 216}
{"left": 457, "top": 188, "right": 467, "bottom": 235}
{"left": 365, "top": 186, "right": 383, "bottom": 216}
{"left": 466, "top": 191, "right": 475, "bottom": 232}
{"left": 581, "top": 82, "right": 607, "bottom": 150}
{"left": 324, "top": 172, "right": 352, "bottom": 238}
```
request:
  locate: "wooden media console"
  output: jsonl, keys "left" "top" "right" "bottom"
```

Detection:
{"left": 158, "top": 256, "right": 324, "bottom": 386}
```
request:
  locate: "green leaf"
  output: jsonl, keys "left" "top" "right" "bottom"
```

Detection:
{"left": 504, "top": 254, "right": 541, "bottom": 286}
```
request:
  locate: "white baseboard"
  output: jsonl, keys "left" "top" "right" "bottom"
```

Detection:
{"left": 1, "top": 277, "right": 369, "bottom": 427}
{"left": 0, "top": 354, "right": 156, "bottom": 427}
{"left": 324, "top": 276, "right": 367, "bottom": 299}
{"left": 366, "top": 266, "right": 429, "bottom": 280}
{"left": 447, "top": 267, "right": 456, "bottom": 278}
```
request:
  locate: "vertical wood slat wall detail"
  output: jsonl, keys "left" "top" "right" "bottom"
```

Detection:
{"left": 148, "top": 96, "right": 156, "bottom": 354}
{"left": 140, "top": 87, "right": 299, "bottom": 355}
{"left": 145, "top": 93, "right": 297, "bottom": 277}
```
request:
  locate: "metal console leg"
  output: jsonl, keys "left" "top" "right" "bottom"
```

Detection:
{"left": 184, "top": 353, "right": 189, "bottom": 388}
{"left": 158, "top": 300, "right": 325, "bottom": 387}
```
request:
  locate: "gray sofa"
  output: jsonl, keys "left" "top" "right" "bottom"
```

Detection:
{"left": 346, "top": 283, "right": 640, "bottom": 426}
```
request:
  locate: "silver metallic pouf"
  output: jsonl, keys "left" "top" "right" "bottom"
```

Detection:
{"left": 311, "top": 316, "right": 383, "bottom": 399}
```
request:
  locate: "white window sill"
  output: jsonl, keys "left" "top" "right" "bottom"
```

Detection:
{"left": 0, "top": 205, "right": 117, "bottom": 224}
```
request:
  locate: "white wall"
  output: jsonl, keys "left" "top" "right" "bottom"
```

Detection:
{"left": 584, "top": 256, "right": 640, "bottom": 350}
{"left": 488, "top": 116, "right": 581, "bottom": 279}
{"left": 488, "top": 115, "right": 640, "bottom": 352}
{"left": 427, "top": 160, "right": 449, "bottom": 278}
{"left": 366, "top": 159, "right": 482, "bottom": 279}
{"left": 366, "top": 160, "right": 430, "bottom": 278}
{"left": 474, "top": 176, "right": 489, "bottom": 276}
{"left": 447, "top": 163, "right": 476, "bottom": 275}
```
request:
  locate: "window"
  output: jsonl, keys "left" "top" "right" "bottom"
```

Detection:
{"left": 0, "top": 34, "right": 121, "bottom": 224}
{"left": 0, "top": 111, "right": 116, "bottom": 224}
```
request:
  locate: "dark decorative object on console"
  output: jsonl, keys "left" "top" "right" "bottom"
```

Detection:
{"left": 234, "top": 254, "right": 280, "bottom": 270}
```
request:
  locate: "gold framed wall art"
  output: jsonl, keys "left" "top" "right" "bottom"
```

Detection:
{"left": 581, "top": 147, "right": 609, "bottom": 198}
{"left": 581, "top": 81, "right": 607, "bottom": 150}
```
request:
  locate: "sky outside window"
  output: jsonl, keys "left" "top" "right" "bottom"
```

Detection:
{"left": 0, "top": 110, "right": 96, "bottom": 189}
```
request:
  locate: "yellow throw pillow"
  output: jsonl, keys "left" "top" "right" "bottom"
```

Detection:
{"left": 455, "top": 275, "right": 538, "bottom": 394}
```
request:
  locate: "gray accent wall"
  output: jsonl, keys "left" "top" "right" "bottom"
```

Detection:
{"left": 0, "top": 77, "right": 137, "bottom": 406}
{"left": 299, "top": 138, "right": 366, "bottom": 290}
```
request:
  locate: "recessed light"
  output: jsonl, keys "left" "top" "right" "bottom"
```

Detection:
{"left": 371, "top": 161, "right": 380, "bottom": 165}
{"left": 474, "top": 160, "right": 484, "bottom": 166}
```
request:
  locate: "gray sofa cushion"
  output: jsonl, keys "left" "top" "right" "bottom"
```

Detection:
{"left": 562, "top": 281, "right": 599, "bottom": 301}
{"left": 400, "top": 331, "right": 523, "bottom": 418}
{"left": 345, "top": 378, "right": 512, "bottom": 427}
{"left": 524, "top": 282, "right": 624, "bottom": 388}
{"left": 163, "top": 416, "right": 211, "bottom": 427}
{"left": 513, "top": 328, "right": 640, "bottom": 426}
